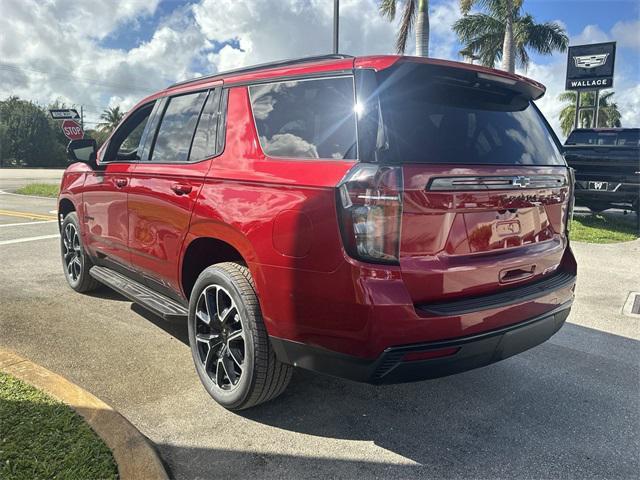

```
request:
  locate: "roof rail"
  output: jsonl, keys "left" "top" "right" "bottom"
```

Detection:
{"left": 168, "top": 54, "right": 354, "bottom": 88}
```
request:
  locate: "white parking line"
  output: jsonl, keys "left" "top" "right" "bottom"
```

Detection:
{"left": 0, "top": 234, "right": 59, "bottom": 246}
{"left": 0, "top": 220, "right": 58, "bottom": 228}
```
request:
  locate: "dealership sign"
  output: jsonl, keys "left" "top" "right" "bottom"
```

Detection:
{"left": 566, "top": 42, "right": 616, "bottom": 90}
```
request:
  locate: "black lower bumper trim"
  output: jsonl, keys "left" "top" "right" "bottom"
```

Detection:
{"left": 416, "top": 271, "right": 576, "bottom": 316}
{"left": 270, "top": 302, "right": 572, "bottom": 385}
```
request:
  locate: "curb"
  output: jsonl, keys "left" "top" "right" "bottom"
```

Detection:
{"left": 0, "top": 349, "right": 169, "bottom": 480}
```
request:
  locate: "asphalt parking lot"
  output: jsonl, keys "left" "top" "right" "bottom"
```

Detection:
{"left": 1, "top": 171, "right": 639, "bottom": 479}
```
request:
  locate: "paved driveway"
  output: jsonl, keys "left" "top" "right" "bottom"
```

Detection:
{"left": 0, "top": 192, "right": 638, "bottom": 479}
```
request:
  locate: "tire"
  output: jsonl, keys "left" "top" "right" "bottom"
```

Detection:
{"left": 60, "top": 212, "right": 99, "bottom": 293}
{"left": 188, "top": 262, "right": 292, "bottom": 410}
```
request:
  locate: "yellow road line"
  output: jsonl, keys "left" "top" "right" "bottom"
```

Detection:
{"left": 0, "top": 209, "right": 57, "bottom": 221}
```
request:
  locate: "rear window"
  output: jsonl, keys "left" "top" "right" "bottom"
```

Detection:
{"left": 249, "top": 77, "right": 357, "bottom": 160}
{"left": 566, "top": 130, "right": 640, "bottom": 146}
{"left": 376, "top": 64, "right": 564, "bottom": 165}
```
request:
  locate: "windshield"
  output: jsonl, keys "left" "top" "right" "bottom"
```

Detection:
{"left": 375, "top": 63, "right": 565, "bottom": 166}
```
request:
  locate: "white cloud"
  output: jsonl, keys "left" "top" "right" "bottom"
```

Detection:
{"left": 194, "top": 0, "right": 400, "bottom": 72}
{"left": 571, "top": 24, "right": 610, "bottom": 46}
{"left": 611, "top": 20, "right": 640, "bottom": 50}
{"left": 0, "top": 0, "right": 636, "bottom": 137}
{"left": 620, "top": 85, "right": 640, "bottom": 125}
{"left": 0, "top": 0, "right": 202, "bottom": 125}
{"left": 523, "top": 60, "right": 568, "bottom": 137}
{"left": 429, "top": 1, "right": 463, "bottom": 59}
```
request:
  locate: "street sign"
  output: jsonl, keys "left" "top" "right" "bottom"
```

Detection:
{"left": 49, "top": 108, "right": 80, "bottom": 120}
{"left": 566, "top": 42, "right": 616, "bottom": 90}
{"left": 61, "top": 119, "right": 84, "bottom": 141}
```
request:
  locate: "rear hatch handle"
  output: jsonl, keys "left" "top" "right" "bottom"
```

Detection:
{"left": 499, "top": 265, "right": 536, "bottom": 284}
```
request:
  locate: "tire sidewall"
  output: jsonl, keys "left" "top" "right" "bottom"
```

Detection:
{"left": 60, "top": 212, "right": 85, "bottom": 290}
{"left": 188, "top": 266, "right": 257, "bottom": 409}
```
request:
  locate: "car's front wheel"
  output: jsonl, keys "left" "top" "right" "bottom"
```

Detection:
{"left": 60, "top": 212, "right": 99, "bottom": 293}
{"left": 188, "top": 262, "right": 292, "bottom": 410}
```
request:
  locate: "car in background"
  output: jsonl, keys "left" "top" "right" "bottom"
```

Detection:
{"left": 58, "top": 54, "right": 577, "bottom": 410}
{"left": 563, "top": 128, "right": 640, "bottom": 217}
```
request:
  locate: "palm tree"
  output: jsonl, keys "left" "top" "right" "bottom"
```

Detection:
{"left": 379, "top": 0, "right": 429, "bottom": 56}
{"left": 97, "top": 106, "right": 124, "bottom": 133}
{"left": 558, "top": 91, "right": 622, "bottom": 137}
{"left": 454, "top": 0, "right": 567, "bottom": 73}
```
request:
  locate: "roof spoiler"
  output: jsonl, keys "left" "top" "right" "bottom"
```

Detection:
{"left": 395, "top": 58, "right": 546, "bottom": 101}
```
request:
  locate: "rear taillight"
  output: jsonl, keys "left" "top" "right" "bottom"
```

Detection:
{"left": 566, "top": 167, "right": 575, "bottom": 233}
{"left": 336, "top": 164, "right": 403, "bottom": 264}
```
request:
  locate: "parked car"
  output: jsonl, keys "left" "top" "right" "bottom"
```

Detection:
{"left": 563, "top": 128, "right": 640, "bottom": 216}
{"left": 59, "top": 54, "right": 577, "bottom": 410}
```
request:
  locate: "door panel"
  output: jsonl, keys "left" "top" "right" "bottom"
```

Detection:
{"left": 81, "top": 163, "right": 135, "bottom": 267}
{"left": 128, "top": 162, "right": 210, "bottom": 294}
{"left": 126, "top": 88, "right": 221, "bottom": 296}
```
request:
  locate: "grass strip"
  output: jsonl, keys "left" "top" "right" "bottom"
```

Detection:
{"left": 571, "top": 213, "right": 639, "bottom": 243}
{"left": 14, "top": 183, "right": 60, "bottom": 198}
{"left": 0, "top": 372, "right": 118, "bottom": 480}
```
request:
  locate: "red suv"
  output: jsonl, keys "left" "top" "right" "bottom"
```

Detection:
{"left": 59, "top": 54, "right": 576, "bottom": 410}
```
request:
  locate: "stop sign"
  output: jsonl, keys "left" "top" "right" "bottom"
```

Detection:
{"left": 61, "top": 119, "right": 84, "bottom": 141}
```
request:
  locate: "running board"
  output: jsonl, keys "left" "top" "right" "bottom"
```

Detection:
{"left": 89, "top": 266, "right": 188, "bottom": 321}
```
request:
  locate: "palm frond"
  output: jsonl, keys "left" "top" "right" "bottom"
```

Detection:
{"left": 599, "top": 91, "right": 615, "bottom": 104}
{"left": 557, "top": 91, "right": 577, "bottom": 103}
{"left": 379, "top": 0, "right": 397, "bottom": 20}
{"left": 396, "top": 0, "right": 416, "bottom": 54}
{"left": 453, "top": 3, "right": 567, "bottom": 73}
{"left": 522, "top": 18, "right": 568, "bottom": 56}
{"left": 454, "top": 14, "right": 504, "bottom": 67}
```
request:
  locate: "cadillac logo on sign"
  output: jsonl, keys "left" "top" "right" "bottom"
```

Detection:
{"left": 573, "top": 53, "right": 609, "bottom": 69}
{"left": 566, "top": 42, "right": 616, "bottom": 90}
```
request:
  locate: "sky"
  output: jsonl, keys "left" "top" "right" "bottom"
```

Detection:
{"left": 0, "top": 0, "right": 638, "bottom": 139}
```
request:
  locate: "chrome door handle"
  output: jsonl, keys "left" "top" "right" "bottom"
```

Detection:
{"left": 171, "top": 184, "right": 192, "bottom": 195}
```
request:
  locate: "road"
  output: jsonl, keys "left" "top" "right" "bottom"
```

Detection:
{"left": 0, "top": 168, "right": 63, "bottom": 191}
{"left": 1, "top": 171, "right": 639, "bottom": 479}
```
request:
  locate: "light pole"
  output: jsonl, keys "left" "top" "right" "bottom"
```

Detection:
{"left": 333, "top": 0, "right": 339, "bottom": 54}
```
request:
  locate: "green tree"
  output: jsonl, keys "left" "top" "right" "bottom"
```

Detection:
{"left": 454, "top": 0, "right": 568, "bottom": 73}
{"left": 379, "top": 0, "right": 430, "bottom": 56}
{"left": 84, "top": 128, "right": 110, "bottom": 147}
{"left": 97, "top": 106, "right": 124, "bottom": 134}
{"left": 46, "top": 100, "right": 75, "bottom": 159}
{"left": 0, "top": 96, "right": 66, "bottom": 167}
{"left": 558, "top": 91, "right": 622, "bottom": 137}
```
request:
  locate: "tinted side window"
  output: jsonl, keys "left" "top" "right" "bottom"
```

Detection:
{"left": 102, "top": 102, "right": 154, "bottom": 162}
{"left": 189, "top": 89, "right": 221, "bottom": 161}
{"left": 249, "top": 77, "right": 357, "bottom": 160}
{"left": 617, "top": 130, "right": 640, "bottom": 146}
{"left": 151, "top": 91, "right": 207, "bottom": 162}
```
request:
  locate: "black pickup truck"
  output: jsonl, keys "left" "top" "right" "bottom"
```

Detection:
{"left": 564, "top": 128, "right": 639, "bottom": 215}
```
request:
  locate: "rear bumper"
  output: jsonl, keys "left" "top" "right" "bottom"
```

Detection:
{"left": 271, "top": 301, "right": 572, "bottom": 384}
{"left": 574, "top": 181, "right": 639, "bottom": 208}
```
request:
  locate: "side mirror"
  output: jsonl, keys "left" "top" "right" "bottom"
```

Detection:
{"left": 67, "top": 138, "right": 97, "bottom": 165}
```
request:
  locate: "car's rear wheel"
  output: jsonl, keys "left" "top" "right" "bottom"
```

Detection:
{"left": 188, "top": 262, "right": 292, "bottom": 410}
{"left": 60, "top": 212, "right": 99, "bottom": 293}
